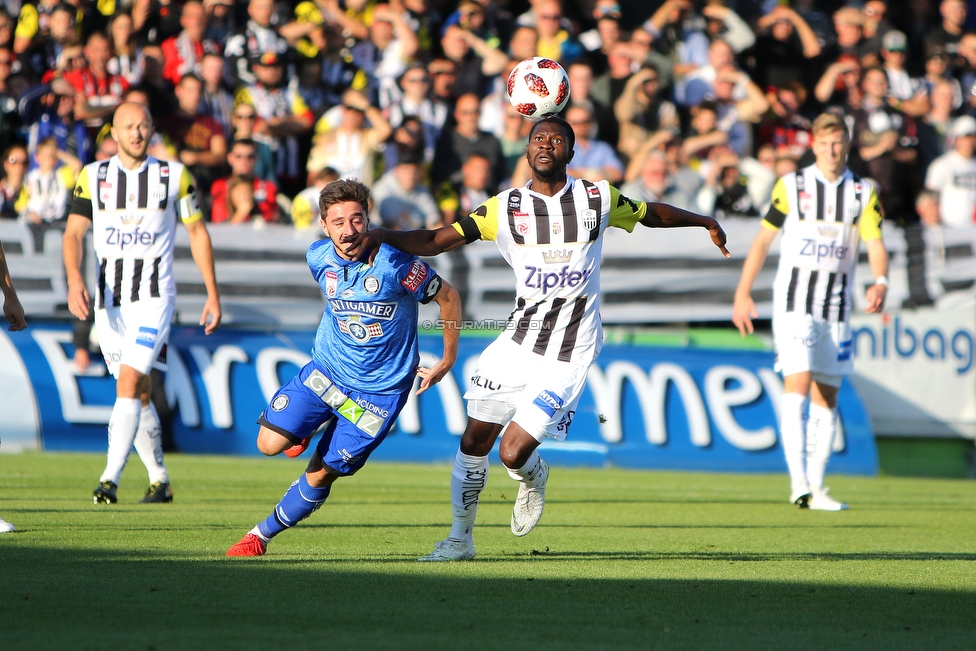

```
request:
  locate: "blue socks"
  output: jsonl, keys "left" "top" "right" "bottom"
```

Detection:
{"left": 257, "top": 474, "right": 332, "bottom": 540}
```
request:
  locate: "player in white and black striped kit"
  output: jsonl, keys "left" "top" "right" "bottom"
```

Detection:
{"left": 733, "top": 112, "right": 889, "bottom": 511}
{"left": 63, "top": 102, "right": 222, "bottom": 505}
{"left": 345, "top": 116, "right": 730, "bottom": 560}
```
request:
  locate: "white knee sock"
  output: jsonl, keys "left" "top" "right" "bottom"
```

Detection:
{"left": 133, "top": 403, "right": 168, "bottom": 485}
{"left": 505, "top": 450, "right": 547, "bottom": 487}
{"left": 805, "top": 403, "right": 836, "bottom": 492}
{"left": 448, "top": 450, "right": 489, "bottom": 544}
{"left": 780, "top": 392, "right": 809, "bottom": 494}
{"left": 100, "top": 397, "right": 142, "bottom": 485}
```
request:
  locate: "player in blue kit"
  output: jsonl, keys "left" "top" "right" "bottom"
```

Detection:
{"left": 227, "top": 179, "right": 461, "bottom": 557}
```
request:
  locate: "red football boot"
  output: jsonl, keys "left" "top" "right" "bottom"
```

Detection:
{"left": 226, "top": 533, "right": 267, "bottom": 557}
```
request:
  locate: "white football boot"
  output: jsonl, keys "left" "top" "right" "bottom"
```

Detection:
{"left": 511, "top": 459, "right": 549, "bottom": 536}
{"left": 809, "top": 487, "right": 849, "bottom": 511}
{"left": 0, "top": 516, "right": 14, "bottom": 533}
{"left": 418, "top": 539, "right": 476, "bottom": 562}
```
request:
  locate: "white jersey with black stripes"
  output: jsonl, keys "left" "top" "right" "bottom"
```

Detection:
{"left": 457, "top": 176, "right": 645, "bottom": 365}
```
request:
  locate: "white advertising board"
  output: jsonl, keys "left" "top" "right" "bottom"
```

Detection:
{"left": 850, "top": 305, "right": 976, "bottom": 439}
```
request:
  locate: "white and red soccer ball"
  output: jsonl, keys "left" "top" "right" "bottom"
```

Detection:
{"left": 507, "top": 57, "right": 571, "bottom": 120}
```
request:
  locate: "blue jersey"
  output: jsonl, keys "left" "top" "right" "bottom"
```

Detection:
{"left": 307, "top": 240, "right": 442, "bottom": 394}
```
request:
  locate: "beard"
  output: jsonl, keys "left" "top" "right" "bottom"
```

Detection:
{"left": 532, "top": 161, "right": 565, "bottom": 184}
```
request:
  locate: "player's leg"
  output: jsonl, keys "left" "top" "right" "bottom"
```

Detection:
{"left": 94, "top": 301, "right": 172, "bottom": 504}
{"left": 806, "top": 378, "right": 847, "bottom": 510}
{"left": 96, "top": 363, "right": 146, "bottom": 504}
{"left": 132, "top": 375, "right": 172, "bottom": 503}
{"left": 420, "top": 417, "right": 504, "bottom": 562}
{"left": 255, "top": 366, "right": 337, "bottom": 458}
{"left": 774, "top": 313, "right": 817, "bottom": 507}
{"left": 781, "top": 371, "right": 813, "bottom": 506}
{"left": 502, "top": 360, "right": 587, "bottom": 536}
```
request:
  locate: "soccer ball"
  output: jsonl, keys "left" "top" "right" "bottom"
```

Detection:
{"left": 508, "top": 57, "right": 571, "bottom": 120}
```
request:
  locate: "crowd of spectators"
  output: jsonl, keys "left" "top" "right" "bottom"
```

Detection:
{"left": 0, "top": 0, "right": 974, "bottom": 243}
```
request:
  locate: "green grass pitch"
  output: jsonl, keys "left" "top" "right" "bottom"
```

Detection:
{"left": 1, "top": 452, "right": 974, "bottom": 650}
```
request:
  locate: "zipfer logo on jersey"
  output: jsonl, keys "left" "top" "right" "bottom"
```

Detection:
{"left": 523, "top": 265, "right": 591, "bottom": 294}
{"left": 104, "top": 227, "right": 161, "bottom": 250}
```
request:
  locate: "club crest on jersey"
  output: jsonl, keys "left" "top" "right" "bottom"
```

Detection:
{"left": 402, "top": 260, "right": 429, "bottom": 291}
{"left": 153, "top": 185, "right": 167, "bottom": 201}
{"left": 271, "top": 395, "right": 289, "bottom": 412}
{"left": 582, "top": 209, "right": 598, "bottom": 230}
{"left": 325, "top": 271, "right": 338, "bottom": 297}
{"left": 849, "top": 200, "right": 861, "bottom": 217}
{"left": 363, "top": 276, "right": 380, "bottom": 294}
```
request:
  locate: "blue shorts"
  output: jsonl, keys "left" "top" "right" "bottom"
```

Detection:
{"left": 258, "top": 362, "right": 409, "bottom": 476}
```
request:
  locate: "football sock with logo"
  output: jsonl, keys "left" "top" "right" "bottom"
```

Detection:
{"left": 256, "top": 474, "right": 331, "bottom": 540}
{"left": 133, "top": 403, "right": 168, "bottom": 484}
{"left": 805, "top": 403, "right": 836, "bottom": 492}
{"left": 448, "top": 450, "right": 489, "bottom": 544}
{"left": 100, "top": 397, "right": 142, "bottom": 485}
{"left": 505, "top": 450, "right": 547, "bottom": 487}
{"left": 780, "top": 392, "right": 809, "bottom": 494}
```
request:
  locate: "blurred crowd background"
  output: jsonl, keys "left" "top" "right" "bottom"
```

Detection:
{"left": 0, "top": 0, "right": 975, "bottom": 251}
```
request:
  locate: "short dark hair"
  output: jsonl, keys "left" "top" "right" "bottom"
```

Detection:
{"left": 318, "top": 178, "right": 370, "bottom": 221}
{"left": 230, "top": 137, "right": 256, "bottom": 151}
{"left": 529, "top": 115, "right": 576, "bottom": 151}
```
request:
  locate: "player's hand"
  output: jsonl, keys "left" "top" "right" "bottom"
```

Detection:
{"left": 709, "top": 221, "right": 732, "bottom": 259}
{"left": 341, "top": 228, "right": 385, "bottom": 265}
{"left": 200, "top": 296, "right": 222, "bottom": 334}
{"left": 732, "top": 293, "right": 757, "bottom": 336}
{"left": 415, "top": 361, "right": 450, "bottom": 395}
{"left": 3, "top": 293, "right": 26, "bottom": 331}
{"left": 67, "top": 284, "right": 90, "bottom": 321}
{"left": 865, "top": 283, "right": 887, "bottom": 314}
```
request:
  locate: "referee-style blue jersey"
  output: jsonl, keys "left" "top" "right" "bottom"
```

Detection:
{"left": 307, "top": 240, "right": 442, "bottom": 394}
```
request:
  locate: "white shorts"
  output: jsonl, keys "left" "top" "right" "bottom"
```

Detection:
{"left": 94, "top": 298, "right": 174, "bottom": 379}
{"left": 463, "top": 336, "right": 589, "bottom": 443}
{"left": 773, "top": 312, "right": 852, "bottom": 386}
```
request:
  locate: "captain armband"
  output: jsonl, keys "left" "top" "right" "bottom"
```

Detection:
{"left": 456, "top": 216, "right": 482, "bottom": 244}
{"left": 178, "top": 193, "right": 202, "bottom": 222}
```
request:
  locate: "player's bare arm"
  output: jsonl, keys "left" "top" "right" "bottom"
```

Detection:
{"left": 184, "top": 218, "right": 222, "bottom": 334}
{"left": 641, "top": 202, "right": 732, "bottom": 259}
{"left": 0, "top": 238, "right": 26, "bottom": 331}
{"left": 864, "top": 238, "right": 889, "bottom": 314}
{"left": 732, "top": 225, "right": 777, "bottom": 336}
{"left": 416, "top": 278, "right": 461, "bottom": 396}
{"left": 62, "top": 212, "right": 93, "bottom": 321}
{"left": 342, "top": 225, "right": 467, "bottom": 264}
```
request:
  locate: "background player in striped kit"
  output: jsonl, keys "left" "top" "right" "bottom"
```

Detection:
{"left": 345, "top": 116, "right": 730, "bottom": 561}
{"left": 733, "top": 112, "right": 889, "bottom": 511}
{"left": 63, "top": 102, "right": 222, "bottom": 505}
{"left": 0, "top": 233, "right": 26, "bottom": 532}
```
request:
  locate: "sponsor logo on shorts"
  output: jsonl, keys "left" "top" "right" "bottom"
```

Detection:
{"left": 532, "top": 390, "right": 564, "bottom": 417}
{"left": 556, "top": 410, "right": 575, "bottom": 434}
{"left": 837, "top": 339, "right": 852, "bottom": 361}
{"left": 302, "top": 370, "right": 387, "bottom": 437}
{"left": 136, "top": 327, "right": 158, "bottom": 349}
{"left": 471, "top": 374, "right": 502, "bottom": 391}
{"left": 401, "top": 260, "right": 429, "bottom": 292}
{"left": 271, "top": 395, "right": 289, "bottom": 411}
{"left": 339, "top": 448, "right": 361, "bottom": 464}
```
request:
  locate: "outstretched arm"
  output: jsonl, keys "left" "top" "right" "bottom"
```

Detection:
{"left": 416, "top": 279, "right": 461, "bottom": 395}
{"left": 641, "top": 202, "right": 731, "bottom": 258}
{"left": 184, "top": 219, "right": 222, "bottom": 334}
{"left": 732, "top": 225, "right": 777, "bottom": 336}
{"left": 342, "top": 224, "right": 468, "bottom": 264}
{"left": 0, "top": 238, "right": 25, "bottom": 331}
